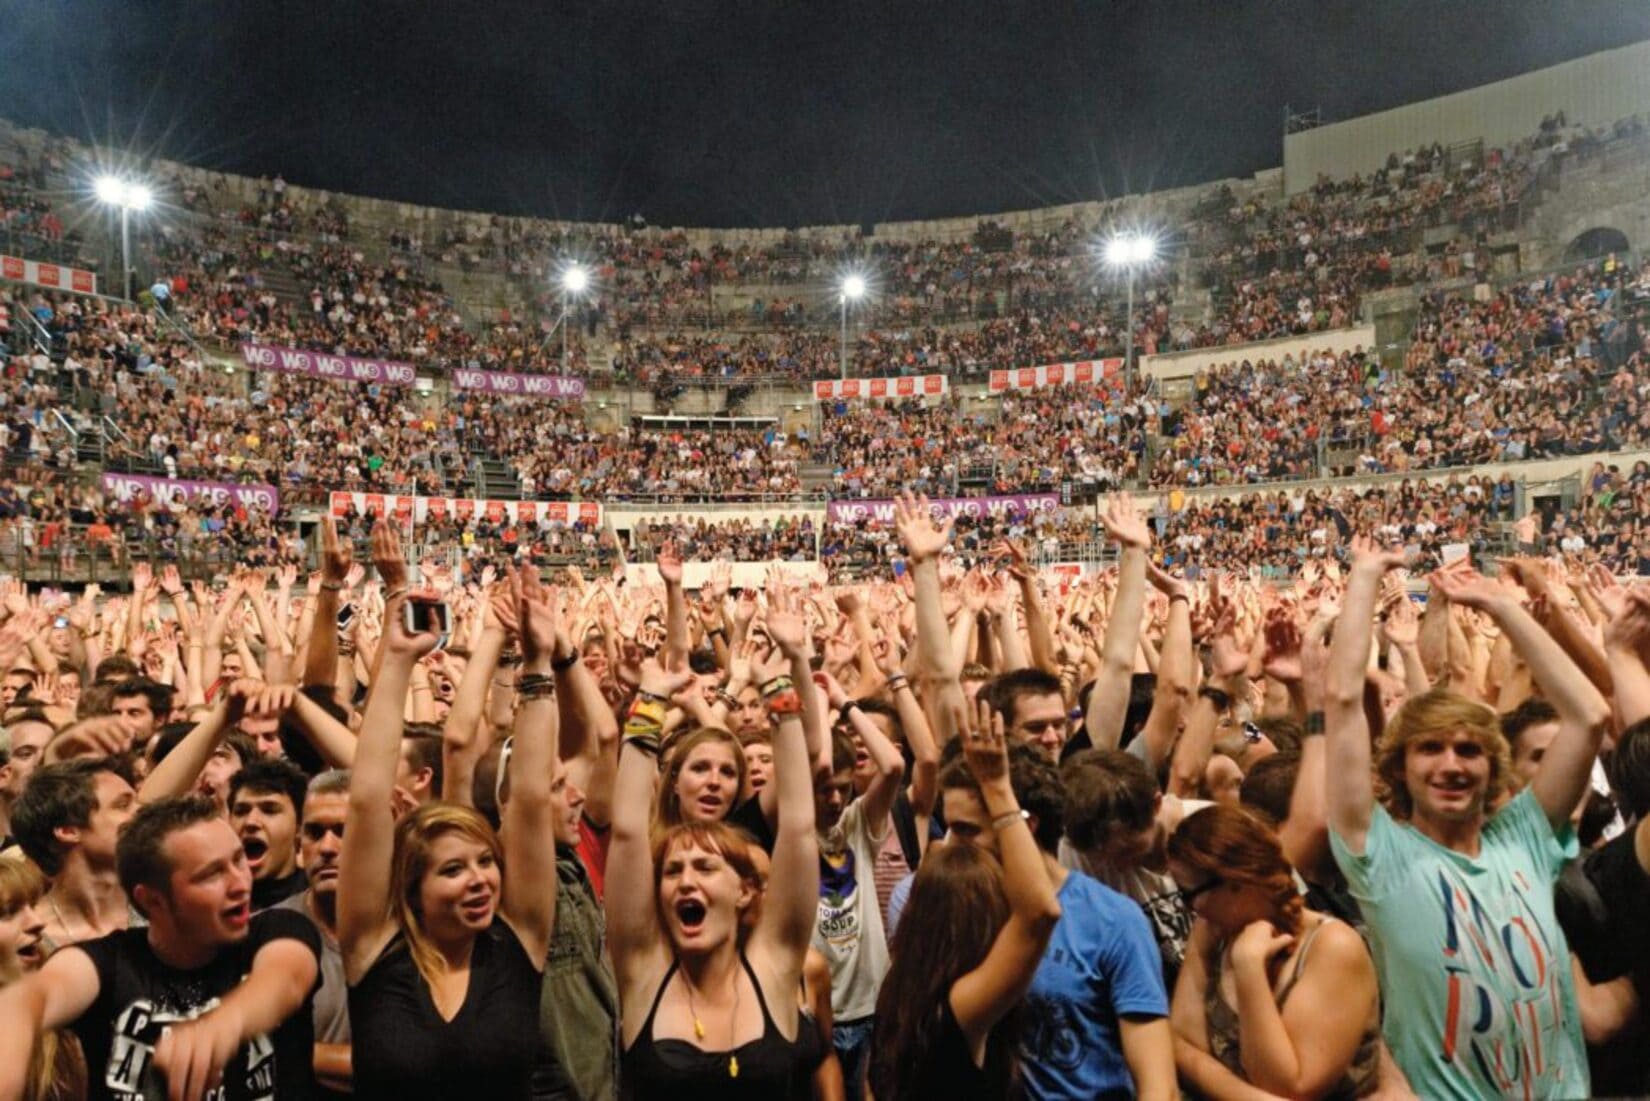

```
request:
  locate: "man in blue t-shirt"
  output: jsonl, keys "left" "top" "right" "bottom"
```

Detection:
{"left": 931, "top": 742, "right": 1176, "bottom": 1101}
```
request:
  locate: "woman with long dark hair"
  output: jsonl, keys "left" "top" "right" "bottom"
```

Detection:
{"left": 868, "top": 699, "right": 1062, "bottom": 1099}
{"left": 338, "top": 530, "right": 560, "bottom": 1100}
{"left": 1167, "top": 804, "right": 1379, "bottom": 1100}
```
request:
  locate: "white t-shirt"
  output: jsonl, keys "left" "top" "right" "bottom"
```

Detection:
{"left": 812, "top": 797, "right": 892, "bottom": 1023}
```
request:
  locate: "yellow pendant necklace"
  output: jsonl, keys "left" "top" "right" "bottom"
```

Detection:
{"left": 681, "top": 964, "right": 742, "bottom": 1078}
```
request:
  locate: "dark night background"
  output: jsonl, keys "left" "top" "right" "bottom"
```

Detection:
{"left": 2, "top": 0, "right": 1648, "bottom": 228}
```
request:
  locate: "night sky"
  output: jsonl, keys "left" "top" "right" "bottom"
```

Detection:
{"left": 2, "top": 1, "right": 1648, "bottom": 228}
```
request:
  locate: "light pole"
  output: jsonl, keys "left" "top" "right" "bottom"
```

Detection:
{"left": 95, "top": 175, "right": 153, "bottom": 301}
{"left": 1104, "top": 233, "right": 1157, "bottom": 383}
{"left": 839, "top": 273, "right": 866, "bottom": 379}
{"left": 560, "top": 264, "right": 589, "bottom": 373}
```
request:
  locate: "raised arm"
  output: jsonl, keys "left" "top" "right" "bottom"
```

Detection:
{"left": 441, "top": 596, "right": 507, "bottom": 806}
{"left": 821, "top": 671, "right": 905, "bottom": 834}
{"left": 1431, "top": 562, "right": 1612, "bottom": 829}
{"left": 303, "top": 516, "right": 350, "bottom": 691}
{"left": 138, "top": 687, "right": 245, "bottom": 803}
{"left": 1325, "top": 537, "right": 1406, "bottom": 855}
{"left": 338, "top": 524, "right": 439, "bottom": 981}
{"left": 750, "top": 589, "right": 823, "bottom": 968}
{"left": 893, "top": 492, "right": 958, "bottom": 682}
{"left": 657, "top": 541, "right": 690, "bottom": 671}
{"left": 948, "top": 698, "right": 1062, "bottom": 1046}
{"left": 606, "top": 659, "right": 693, "bottom": 991}
{"left": 1087, "top": 494, "right": 1152, "bottom": 752}
{"left": 999, "top": 539, "right": 1056, "bottom": 674}
{"left": 499, "top": 566, "right": 561, "bottom": 968}
{"left": 1603, "top": 585, "right": 1650, "bottom": 728}
{"left": 1133, "top": 563, "right": 1194, "bottom": 771}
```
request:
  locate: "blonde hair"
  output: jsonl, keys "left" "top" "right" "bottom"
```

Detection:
{"left": 389, "top": 802, "right": 504, "bottom": 990}
{"left": 1373, "top": 688, "right": 1511, "bottom": 819}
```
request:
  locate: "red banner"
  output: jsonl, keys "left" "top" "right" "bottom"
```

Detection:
{"left": 813, "top": 374, "right": 949, "bottom": 401}
{"left": 1, "top": 253, "right": 97, "bottom": 295}
{"left": 988, "top": 358, "right": 1123, "bottom": 393}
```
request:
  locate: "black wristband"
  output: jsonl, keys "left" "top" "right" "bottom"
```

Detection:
{"left": 551, "top": 651, "right": 579, "bottom": 673}
{"left": 1198, "top": 685, "right": 1232, "bottom": 711}
{"left": 1303, "top": 711, "right": 1326, "bottom": 737}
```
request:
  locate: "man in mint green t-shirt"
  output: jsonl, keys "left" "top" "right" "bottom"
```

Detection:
{"left": 1322, "top": 543, "right": 1609, "bottom": 1100}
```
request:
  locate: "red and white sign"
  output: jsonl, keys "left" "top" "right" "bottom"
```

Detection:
{"left": 988, "top": 358, "right": 1123, "bottom": 393}
{"left": 813, "top": 374, "right": 949, "bottom": 401}
{"left": 329, "top": 492, "right": 602, "bottom": 528}
{"left": 1, "top": 253, "right": 98, "bottom": 295}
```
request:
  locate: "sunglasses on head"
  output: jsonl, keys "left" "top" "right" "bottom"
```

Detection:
{"left": 1178, "top": 876, "right": 1223, "bottom": 908}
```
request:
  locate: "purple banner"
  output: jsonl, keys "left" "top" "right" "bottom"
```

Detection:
{"left": 827, "top": 493, "right": 1061, "bottom": 524}
{"left": 451, "top": 367, "right": 586, "bottom": 400}
{"left": 101, "top": 473, "right": 281, "bottom": 515}
{"left": 239, "top": 342, "right": 418, "bottom": 387}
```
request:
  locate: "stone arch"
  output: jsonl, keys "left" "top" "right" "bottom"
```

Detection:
{"left": 1562, "top": 226, "right": 1630, "bottom": 264}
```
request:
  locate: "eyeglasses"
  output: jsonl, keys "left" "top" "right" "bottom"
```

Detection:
{"left": 1178, "top": 877, "right": 1223, "bottom": 908}
{"left": 1241, "top": 721, "right": 1266, "bottom": 745}
{"left": 301, "top": 821, "right": 345, "bottom": 842}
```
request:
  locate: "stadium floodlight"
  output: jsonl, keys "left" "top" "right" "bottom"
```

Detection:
{"left": 1102, "top": 232, "right": 1160, "bottom": 380}
{"left": 96, "top": 174, "right": 156, "bottom": 300}
{"left": 838, "top": 272, "right": 871, "bottom": 379}
{"left": 1104, "top": 232, "right": 1156, "bottom": 268}
{"left": 556, "top": 262, "right": 592, "bottom": 371}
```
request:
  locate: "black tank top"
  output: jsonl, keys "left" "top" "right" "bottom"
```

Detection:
{"left": 349, "top": 920, "right": 543, "bottom": 1101}
{"left": 621, "top": 953, "right": 800, "bottom": 1100}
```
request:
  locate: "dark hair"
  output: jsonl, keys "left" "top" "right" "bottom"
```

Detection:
{"left": 400, "top": 730, "right": 446, "bottom": 794}
{"left": 688, "top": 650, "right": 720, "bottom": 676}
{"left": 870, "top": 843, "right": 1016, "bottom": 1100}
{"left": 1239, "top": 751, "right": 1301, "bottom": 826}
{"left": 1608, "top": 718, "right": 1650, "bottom": 820}
{"left": 939, "top": 742, "right": 1065, "bottom": 854}
{"left": 1252, "top": 716, "right": 1303, "bottom": 757}
{"left": 12, "top": 759, "right": 124, "bottom": 874}
{"left": 110, "top": 678, "right": 174, "bottom": 722}
{"left": 93, "top": 655, "right": 141, "bottom": 682}
{"left": 116, "top": 795, "right": 221, "bottom": 918}
{"left": 1501, "top": 698, "right": 1559, "bottom": 754}
{"left": 982, "top": 668, "right": 1064, "bottom": 727}
{"left": 1061, "top": 748, "right": 1158, "bottom": 853}
{"left": 228, "top": 758, "right": 310, "bottom": 824}
{"left": 829, "top": 729, "right": 857, "bottom": 775}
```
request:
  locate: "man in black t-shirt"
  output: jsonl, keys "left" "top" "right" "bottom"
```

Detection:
{"left": 0, "top": 795, "right": 320, "bottom": 1101}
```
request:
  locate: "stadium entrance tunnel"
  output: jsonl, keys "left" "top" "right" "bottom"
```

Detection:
{"left": 1562, "top": 226, "right": 1630, "bottom": 263}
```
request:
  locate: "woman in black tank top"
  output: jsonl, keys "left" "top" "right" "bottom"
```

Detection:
{"left": 336, "top": 538, "right": 563, "bottom": 1100}
{"left": 607, "top": 585, "right": 821, "bottom": 1100}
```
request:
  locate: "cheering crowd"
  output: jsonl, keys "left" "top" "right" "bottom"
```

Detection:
{"left": 0, "top": 492, "right": 1646, "bottom": 1099}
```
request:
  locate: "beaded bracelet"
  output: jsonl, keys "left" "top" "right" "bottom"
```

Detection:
{"left": 760, "top": 675, "right": 795, "bottom": 699}
{"left": 622, "top": 734, "right": 661, "bottom": 757}
{"left": 518, "top": 683, "right": 557, "bottom": 702}
{"left": 715, "top": 689, "right": 741, "bottom": 709}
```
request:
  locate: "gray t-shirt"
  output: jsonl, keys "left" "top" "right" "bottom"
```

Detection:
{"left": 274, "top": 892, "right": 350, "bottom": 1045}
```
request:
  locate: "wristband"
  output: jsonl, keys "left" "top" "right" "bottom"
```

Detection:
{"left": 1303, "top": 711, "right": 1326, "bottom": 737}
{"left": 716, "top": 689, "right": 740, "bottom": 709}
{"left": 320, "top": 581, "right": 345, "bottom": 592}
{"left": 551, "top": 651, "right": 579, "bottom": 673}
{"left": 627, "top": 697, "right": 668, "bottom": 723}
{"left": 707, "top": 626, "right": 726, "bottom": 639}
{"left": 765, "top": 692, "right": 803, "bottom": 717}
{"left": 1168, "top": 593, "right": 1189, "bottom": 604}
{"left": 517, "top": 673, "right": 555, "bottom": 693}
{"left": 518, "top": 683, "right": 557, "bottom": 701}
{"left": 760, "top": 675, "right": 795, "bottom": 699}
{"left": 622, "top": 734, "right": 661, "bottom": 756}
{"left": 1198, "top": 686, "right": 1232, "bottom": 711}
{"left": 498, "top": 651, "right": 524, "bottom": 667}
{"left": 385, "top": 587, "right": 408, "bottom": 601}
{"left": 991, "top": 808, "right": 1030, "bottom": 832}
{"left": 637, "top": 688, "right": 671, "bottom": 706}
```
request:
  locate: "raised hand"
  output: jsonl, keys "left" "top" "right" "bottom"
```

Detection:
{"left": 656, "top": 540, "right": 684, "bottom": 585}
{"left": 1347, "top": 533, "right": 1406, "bottom": 575}
{"left": 159, "top": 565, "right": 184, "bottom": 596}
{"left": 1098, "top": 492, "right": 1151, "bottom": 550}
{"left": 1261, "top": 607, "right": 1303, "bottom": 682}
{"left": 1427, "top": 560, "right": 1505, "bottom": 611}
{"left": 1381, "top": 590, "right": 1421, "bottom": 648}
{"left": 763, "top": 577, "right": 807, "bottom": 658}
{"left": 131, "top": 560, "right": 155, "bottom": 595}
{"left": 320, "top": 515, "right": 352, "bottom": 585}
{"left": 370, "top": 520, "right": 408, "bottom": 592}
{"left": 892, "top": 491, "right": 953, "bottom": 564}
{"left": 962, "top": 696, "right": 1010, "bottom": 789}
